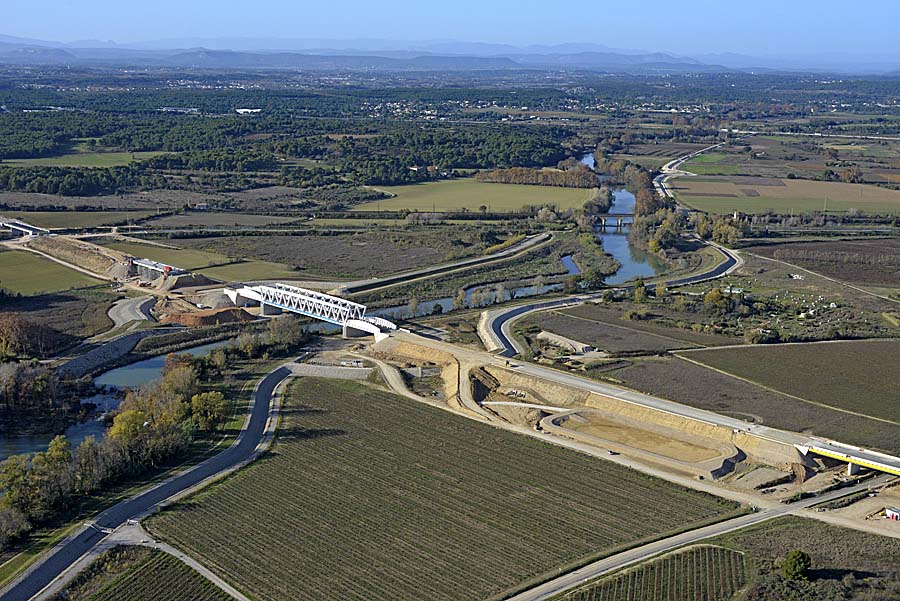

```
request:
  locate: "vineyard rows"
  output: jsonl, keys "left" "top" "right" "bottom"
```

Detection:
{"left": 148, "top": 378, "right": 739, "bottom": 601}
{"left": 559, "top": 545, "right": 745, "bottom": 601}
{"left": 72, "top": 549, "right": 230, "bottom": 601}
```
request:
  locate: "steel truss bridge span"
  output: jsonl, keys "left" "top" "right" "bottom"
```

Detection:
{"left": 224, "top": 283, "right": 396, "bottom": 340}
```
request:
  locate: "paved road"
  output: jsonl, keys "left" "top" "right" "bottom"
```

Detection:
{"left": 484, "top": 241, "right": 741, "bottom": 357}
{"left": 507, "top": 475, "right": 894, "bottom": 601}
{"left": 0, "top": 366, "right": 292, "bottom": 601}
{"left": 107, "top": 295, "right": 155, "bottom": 327}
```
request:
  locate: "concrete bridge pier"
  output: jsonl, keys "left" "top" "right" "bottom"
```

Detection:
{"left": 847, "top": 462, "right": 861, "bottom": 476}
{"left": 260, "top": 302, "right": 283, "bottom": 316}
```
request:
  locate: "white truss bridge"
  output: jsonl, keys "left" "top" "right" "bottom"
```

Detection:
{"left": 224, "top": 283, "right": 396, "bottom": 340}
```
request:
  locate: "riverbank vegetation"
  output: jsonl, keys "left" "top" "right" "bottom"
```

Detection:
{"left": 0, "top": 316, "right": 309, "bottom": 553}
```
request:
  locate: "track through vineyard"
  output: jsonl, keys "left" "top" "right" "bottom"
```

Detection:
{"left": 148, "top": 378, "right": 739, "bottom": 601}
{"left": 556, "top": 545, "right": 745, "bottom": 601}
{"left": 53, "top": 548, "right": 230, "bottom": 601}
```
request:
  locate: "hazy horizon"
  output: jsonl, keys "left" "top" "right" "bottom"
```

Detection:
{"left": 6, "top": 0, "right": 899, "bottom": 60}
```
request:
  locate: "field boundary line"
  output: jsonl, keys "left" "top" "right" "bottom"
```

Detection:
{"left": 546, "top": 309, "right": 707, "bottom": 349}
{"left": 744, "top": 251, "right": 900, "bottom": 305}
{"left": 672, "top": 352, "right": 900, "bottom": 428}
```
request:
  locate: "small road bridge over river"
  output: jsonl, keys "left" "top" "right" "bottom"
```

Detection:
{"left": 225, "top": 282, "right": 396, "bottom": 340}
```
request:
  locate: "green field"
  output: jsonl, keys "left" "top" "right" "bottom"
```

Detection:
{"left": 354, "top": 178, "right": 595, "bottom": 212}
{"left": 554, "top": 546, "right": 745, "bottom": 601}
{"left": 148, "top": 378, "right": 739, "bottom": 601}
{"left": 0, "top": 211, "right": 156, "bottom": 229}
{"left": 686, "top": 153, "right": 728, "bottom": 164}
{"left": 0, "top": 250, "right": 102, "bottom": 294}
{"left": 680, "top": 165, "right": 744, "bottom": 176}
{"left": 52, "top": 546, "right": 229, "bottom": 601}
{"left": 681, "top": 340, "right": 900, "bottom": 423}
{"left": 101, "top": 241, "right": 228, "bottom": 269}
{"left": 99, "top": 240, "right": 298, "bottom": 281}
{"left": 2, "top": 151, "right": 166, "bottom": 168}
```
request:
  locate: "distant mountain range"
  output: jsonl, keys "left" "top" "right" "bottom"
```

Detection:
{"left": 0, "top": 35, "right": 898, "bottom": 74}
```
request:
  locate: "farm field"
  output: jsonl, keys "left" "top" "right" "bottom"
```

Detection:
{"left": 562, "top": 516, "right": 900, "bottom": 601}
{"left": 173, "top": 228, "right": 491, "bottom": 279}
{"left": 353, "top": 178, "right": 595, "bottom": 212}
{"left": 680, "top": 135, "right": 900, "bottom": 184}
{"left": 680, "top": 340, "right": 900, "bottom": 423}
{"left": 0, "top": 211, "right": 156, "bottom": 229}
{"left": 0, "top": 250, "right": 103, "bottom": 294}
{"left": 144, "top": 212, "right": 303, "bottom": 228}
{"left": 50, "top": 546, "right": 229, "bottom": 601}
{"left": 608, "top": 154, "right": 670, "bottom": 169}
{"left": 561, "top": 305, "right": 737, "bottom": 347}
{"left": 675, "top": 176, "right": 900, "bottom": 214}
{"left": 2, "top": 151, "right": 166, "bottom": 168}
{"left": 706, "top": 517, "right": 900, "bottom": 600}
{"left": 743, "top": 238, "right": 900, "bottom": 287}
{"left": 520, "top": 310, "right": 703, "bottom": 354}
{"left": 148, "top": 378, "right": 740, "bottom": 601}
{"left": 99, "top": 239, "right": 298, "bottom": 280}
{"left": 596, "top": 356, "right": 900, "bottom": 454}
{"left": 552, "top": 545, "right": 745, "bottom": 601}
{"left": 100, "top": 240, "right": 231, "bottom": 270}
{"left": 621, "top": 143, "right": 709, "bottom": 158}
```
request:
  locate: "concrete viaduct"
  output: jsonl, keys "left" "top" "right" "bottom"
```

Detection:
{"left": 0, "top": 219, "right": 49, "bottom": 237}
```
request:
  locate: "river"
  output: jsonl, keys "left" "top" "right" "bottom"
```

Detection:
{"left": 0, "top": 340, "right": 231, "bottom": 462}
{"left": 581, "top": 152, "right": 665, "bottom": 285}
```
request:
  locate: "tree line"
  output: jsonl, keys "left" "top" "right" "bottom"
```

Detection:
{"left": 0, "top": 317, "right": 310, "bottom": 551}
{"left": 474, "top": 165, "right": 597, "bottom": 188}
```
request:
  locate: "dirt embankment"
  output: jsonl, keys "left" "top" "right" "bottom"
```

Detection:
{"left": 483, "top": 364, "right": 810, "bottom": 471}
{"left": 161, "top": 307, "right": 256, "bottom": 327}
{"left": 26, "top": 236, "right": 130, "bottom": 279}
{"left": 371, "top": 338, "right": 461, "bottom": 411}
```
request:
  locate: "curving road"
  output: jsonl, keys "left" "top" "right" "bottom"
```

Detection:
{"left": 107, "top": 295, "right": 156, "bottom": 327}
{"left": 0, "top": 366, "right": 292, "bottom": 601}
{"left": 484, "top": 241, "right": 742, "bottom": 357}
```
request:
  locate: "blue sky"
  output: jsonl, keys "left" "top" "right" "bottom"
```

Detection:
{"left": 6, "top": 0, "right": 899, "bottom": 57}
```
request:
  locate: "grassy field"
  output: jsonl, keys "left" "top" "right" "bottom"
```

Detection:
{"left": 553, "top": 546, "right": 745, "bottom": 601}
{"left": 144, "top": 212, "right": 303, "bottom": 228}
{"left": 0, "top": 250, "right": 103, "bottom": 294}
{"left": 99, "top": 239, "right": 298, "bottom": 280}
{"left": 173, "top": 228, "right": 493, "bottom": 279}
{"left": 50, "top": 546, "right": 229, "bottom": 601}
{"left": 2, "top": 151, "right": 165, "bottom": 168}
{"left": 0, "top": 211, "right": 156, "bottom": 229}
{"left": 148, "top": 378, "right": 739, "bottom": 601}
{"left": 675, "top": 176, "right": 900, "bottom": 214}
{"left": 353, "top": 178, "right": 596, "bottom": 212}
{"left": 743, "top": 238, "right": 900, "bottom": 287}
{"left": 596, "top": 356, "right": 900, "bottom": 454}
{"left": 680, "top": 340, "right": 900, "bottom": 423}
{"left": 520, "top": 311, "right": 704, "bottom": 355}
